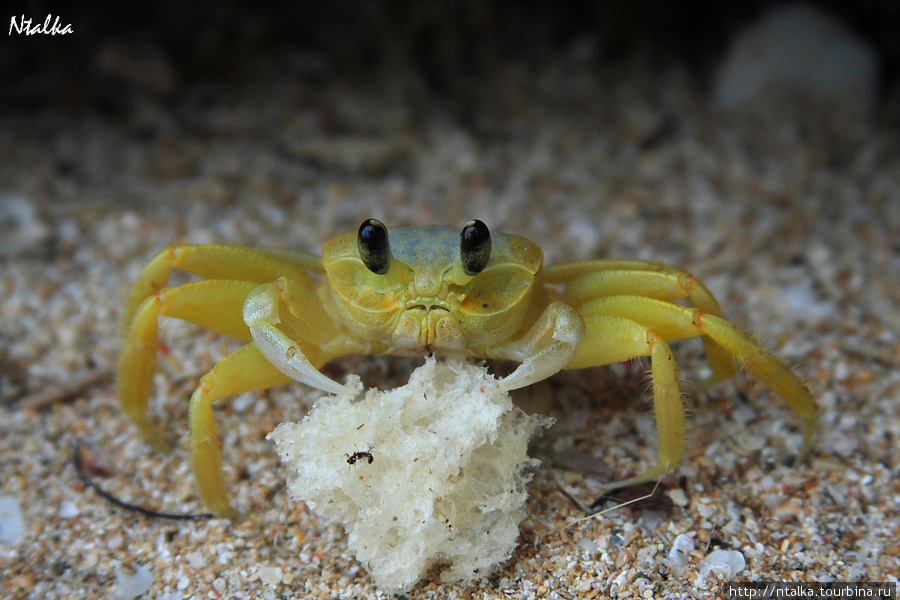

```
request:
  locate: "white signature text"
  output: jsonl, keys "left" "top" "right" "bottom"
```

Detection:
{"left": 10, "top": 15, "right": 73, "bottom": 36}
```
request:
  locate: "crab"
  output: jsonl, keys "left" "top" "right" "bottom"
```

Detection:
{"left": 118, "top": 219, "right": 816, "bottom": 518}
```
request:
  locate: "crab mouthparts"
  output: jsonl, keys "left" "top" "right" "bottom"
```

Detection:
{"left": 404, "top": 294, "right": 452, "bottom": 313}
{"left": 406, "top": 304, "right": 450, "bottom": 313}
{"left": 393, "top": 302, "right": 466, "bottom": 351}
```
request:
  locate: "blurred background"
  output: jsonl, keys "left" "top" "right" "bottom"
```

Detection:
{"left": 2, "top": 1, "right": 899, "bottom": 597}
{"left": 2, "top": 1, "right": 897, "bottom": 240}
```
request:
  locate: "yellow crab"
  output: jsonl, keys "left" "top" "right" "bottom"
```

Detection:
{"left": 118, "top": 219, "right": 816, "bottom": 518}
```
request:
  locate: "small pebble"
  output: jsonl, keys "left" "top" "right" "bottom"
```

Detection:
{"left": 697, "top": 501, "right": 717, "bottom": 519}
{"left": 667, "top": 489, "right": 689, "bottom": 507}
{"left": 699, "top": 549, "right": 746, "bottom": 579}
{"left": 185, "top": 551, "right": 205, "bottom": 569}
{"left": 668, "top": 533, "right": 695, "bottom": 568}
{"left": 576, "top": 536, "right": 598, "bottom": 554}
{"left": 58, "top": 502, "right": 79, "bottom": 519}
{"left": 0, "top": 496, "right": 25, "bottom": 545}
{"left": 0, "top": 194, "right": 50, "bottom": 256}
{"left": 642, "top": 510, "right": 666, "bottom": 530}
{"left": 113, "top": 563, "right": 153, "bottom": 599}
{"left": 212, "top": 577, "right": 228, "bottom": 594}
{"left": 258, "top": 566, "right": 283, "bottom": 585}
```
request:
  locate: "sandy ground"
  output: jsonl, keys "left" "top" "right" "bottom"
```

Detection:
{"left": 1, "top": 44, "right": 899, "bottom": 599}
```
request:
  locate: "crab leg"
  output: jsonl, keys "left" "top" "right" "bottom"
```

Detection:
{"left": 243, "top": 277, "right": 362, "bottom": 395}
{"left": 545, "top": 258, "right": 693, "bottom": 283}
{"left": 576, "top": 295, "right": 817, "bottom": 471}
{"left": 189, "top": 343, "right": 293, "bottom": 518}
{"left": 117, "top": 279, "right": 259, "bottom": 450}
{"left": 548, "top": 260, "right": 738, "bottom": 387}
{"left": 120, "top": 244, "right": 323, "bottom": 447}
{"left": 122, "top": 244, "right": 319, "bottom": 330}
{"left": 488, "top": 301, "right": 585, "bottom": 391}
{"left": 568, "top": 313, "right": 685, "bottom": 488}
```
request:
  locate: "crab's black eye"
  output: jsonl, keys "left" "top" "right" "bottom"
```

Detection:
{"left": 460, "top": 219, "right": 491, "bottom": 276}
{"left": 358, "top": 219, "right": 391, "bottom": 274}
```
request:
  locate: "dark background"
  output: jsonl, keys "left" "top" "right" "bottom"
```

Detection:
{"left": 3, "top": 1, "right": 898, "bottom": 118}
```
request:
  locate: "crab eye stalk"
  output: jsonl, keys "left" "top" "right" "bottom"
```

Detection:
{"left": 357, "top": 219, "right": 391, "bottom": 274}
{"left": 460, "top": 219, "right": 491, "bottom": 276}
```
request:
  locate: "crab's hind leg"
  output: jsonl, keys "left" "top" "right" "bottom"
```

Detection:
{"left": 119, "top": 244, "right": 320, "bottom": 447}
{"left": 122, "top": 244, "right": 319, "bottom": 329}
{"left": 188, "top": 343, "right": 293, "bottom": 518}
{"left": 567, "top": 314, "right": 685, "bottom": 489}
{"left": 547, "top": 260, "right": 738, "bottom": 390}
{"left": 118, "top": 279, "right": 259, "bottom": 450}
{"left": 580, "top": 295, "right": 817, "bottom": 464}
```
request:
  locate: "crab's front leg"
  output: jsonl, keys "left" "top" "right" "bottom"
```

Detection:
{"left": 188, "top": 276, "right": 361, "bottom": 517}
{"left": 487, "top": 301, "right": 585, "bottom": 391}
{"left": 242, "top": 278, "right": 362, "bottom": 396}
{"left": 490, "top": 300, "right": 686, "bottom": 490}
